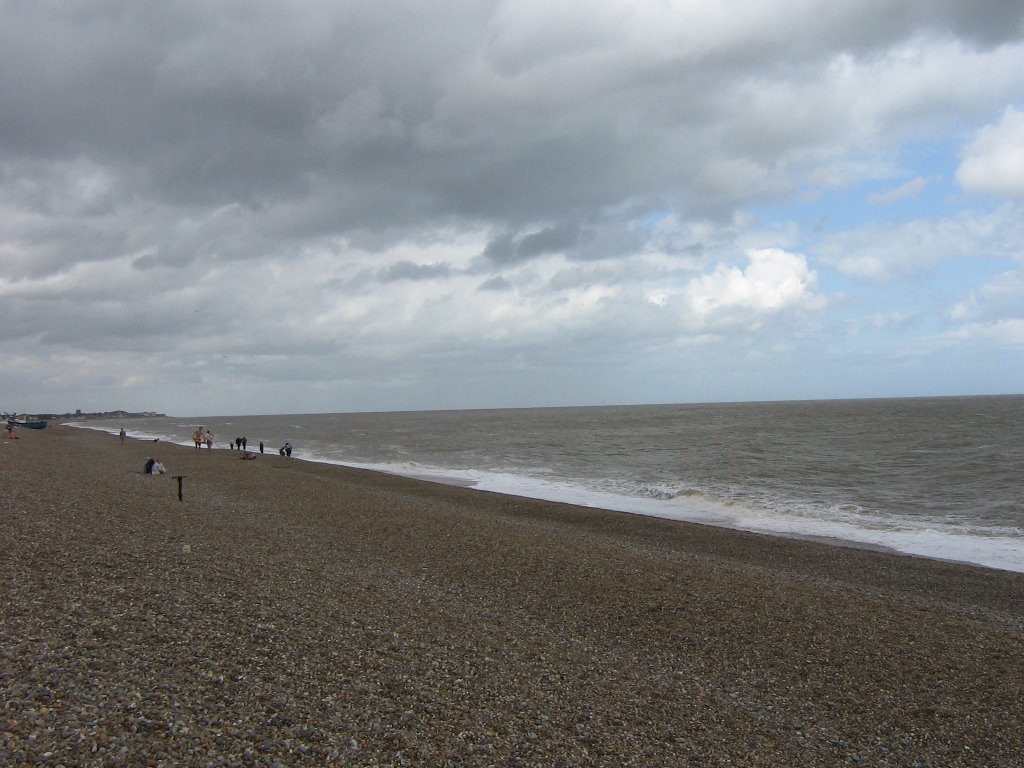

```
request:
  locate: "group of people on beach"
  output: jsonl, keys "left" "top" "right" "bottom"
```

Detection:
{"left": 120, "top": 426, "right": 293, "bottom": 471}
{"left": 192, "top": 427, "right": 214, "bottom": 450}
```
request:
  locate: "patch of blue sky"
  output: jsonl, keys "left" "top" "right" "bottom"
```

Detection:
{"left": 750, "top": 138, "right": 969, "bottom": 235}
{"left": 827, "top": 255, "right": 1007, "bottom": 334}
{"left": 751, "top": 176, "right": 958, "bottom": 239}
{"left": 632, "top": 210, "right": 674, "bottom": 228}
{"left": 927, "top": 254, "right": 1011, "bottom": 302}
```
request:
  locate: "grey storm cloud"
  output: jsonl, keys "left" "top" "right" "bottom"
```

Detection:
{"left": 477, "top": 276, "right": 512, "bottom": 292}
{"left": 379, "top": 260, "right": 454, "bottom": 282}
{"left": 481, "top": 224, "right": 580, "bottom": 265}
{"left": 1, "top": 0, "right": 1023, "bottom": 414}
{"left": 5, "top": 0, "right": 1021, "bottom": 267}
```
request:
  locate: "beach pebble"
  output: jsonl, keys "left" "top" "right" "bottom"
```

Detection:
{"left": 2, "top": 426, "right": 1023, "bottom": 767}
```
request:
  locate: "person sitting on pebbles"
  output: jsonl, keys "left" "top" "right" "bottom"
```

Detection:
{"left": 144, "top": 457, "right": 167, "bottom": 475}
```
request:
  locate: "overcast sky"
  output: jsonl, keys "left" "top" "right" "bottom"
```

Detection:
{"left": 2, "top": 1, "right": 1023, "bottom": 416}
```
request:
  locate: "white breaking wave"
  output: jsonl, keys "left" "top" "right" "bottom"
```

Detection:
{"left": 67, "top": 396, "right": 1024, "bottom": 574}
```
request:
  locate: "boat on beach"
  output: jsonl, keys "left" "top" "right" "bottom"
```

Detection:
{"left": 7, "top": 418, "right": 48, "bottom": 429}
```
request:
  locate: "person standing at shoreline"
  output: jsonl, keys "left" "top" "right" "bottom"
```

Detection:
{"left": 193, "top": 428, "right": 204, "bottom": 450}
{"left": 119, "top": 427, "right": 126, "bottom": 445}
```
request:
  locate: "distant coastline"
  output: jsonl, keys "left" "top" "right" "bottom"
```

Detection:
{"left": 4, "top": 410, "right": 167, "bottom": 421}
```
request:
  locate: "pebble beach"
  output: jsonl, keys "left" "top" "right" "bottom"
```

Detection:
{"left": 3, "top": 425, "right": 1024, "bottom": 767}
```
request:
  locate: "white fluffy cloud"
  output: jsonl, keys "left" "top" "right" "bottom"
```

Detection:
{"left": 685, "top": 248, "right": 824, "bottom": 324}
{"left": 957, "top": 107, "right": 1024, "bottom": 198}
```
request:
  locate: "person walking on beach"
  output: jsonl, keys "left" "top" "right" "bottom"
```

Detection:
{"left": 193, "top": 427, "right": 204, "bottom": 450}
{"left": 284, "top": 441, "right": 292, "bottom": 458}
{"left": 119, "top": 427, "right": 126, "bottom": 445}
{"left": 205, "top": 429, "right": 214, "bottom": 449}
{"left": 259, "top": 441, "right": 264, "bottom": 454}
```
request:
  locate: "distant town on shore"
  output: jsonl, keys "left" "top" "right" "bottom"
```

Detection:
{"left": 3, "top": 409, "right": 166, "bottom": 421}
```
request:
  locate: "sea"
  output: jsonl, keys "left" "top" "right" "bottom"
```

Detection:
{"left": 69, "top": 395, "right": 1024, "bottom": 574}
